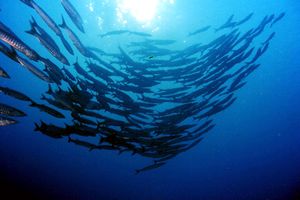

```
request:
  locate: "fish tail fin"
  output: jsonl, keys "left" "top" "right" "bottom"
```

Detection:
{"left": 88, "top": 147, "right": 94, "bottom": 152}
{"left": 131, "top": 150, "right": 137, "bottom": 156}
{"left": 67, "top": 136, "right": 72, "bottom": 143}
{"left": 40, "top": 94, "right": 46, "bottom": 100}
{"left": 25, "top": 23, "right": 37, "bottom": 35}
{"left": 30, "top": 16, "right": 37, "bottom": 27}
{"left": 46, "top": 84, "right": 53, "bottom": 94}
{"left": 5, "top": 73, "right": 10, "bottom": 79}
{"left": 59, "top": 15, "right": 67, "bottom": 29}
{"left": 140, "top": 94, "right": 146, "bottom": 101}
{"left": 30, "top": 100, "right": 37, "bottom": 107}
{"left": 40, "top": 121, "right": 47, "bottom": 127}
{"left": 99, "top": 136, "right": 105, "bottom": 144}
{"left": 96, "top": 121, "right": 102, "bottom": 130}
{"left": 20, "top": 0, "right": 34, "bottom": 8}
{"left": 34, "top": 122, "right": 40, "bottom": 131}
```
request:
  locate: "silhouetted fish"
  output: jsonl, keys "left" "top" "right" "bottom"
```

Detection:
{"left": 270, "top": 12, "right": 285, "bottom": 27}
{"left": 30, "top": 16, "right": 60, "bottom": 52}
{"left": 20, "top": 0, "right": 74, "bottom": 55}
{"left": 26, "top": 23, "right": 70, "bottom": 65}
{"left": 0, "top": 42, "right": 19, "bottom": 62}
{"left": 61, "top": 0, "right": 85, "bottom": 33}
{"left": 15, "top": 55, "right": 52, "bottom": 83}
{"left": 0, "top": 86, "right": 32, "bottom": 102}
{"left": 188, "top": 25, "right": 211, "bottom": 37}
{"left": 135, "top": 162, "right": 166, "bottom": 174}
{"left": 30, "top": 101, "right": 65, "bottom": 118}
{"left": 98, "top": 30, "right": 129, "bottom": 38}
{"left": 59, "top": 16, "right": 89, "bottom": 57}
{"left": 235, "top": 13, "right": 254, "bottom": 26}
{"left": 215, "top": 14, "right": 236, "bottom": 32}
{"left": 128, "top": 31, "right": 152, "bottom": 37}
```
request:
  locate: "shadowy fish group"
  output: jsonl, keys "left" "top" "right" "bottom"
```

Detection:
{"left": 0, "top": 0, "right": 286, "bottom": 173}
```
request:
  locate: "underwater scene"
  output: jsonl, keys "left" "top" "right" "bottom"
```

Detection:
{"left": 0, "top": 0, "right": 300, "bottom": 199}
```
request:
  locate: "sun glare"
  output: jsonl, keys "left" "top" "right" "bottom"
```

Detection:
{"left": 116, "top": 0, "right": 160, "bottom": 24}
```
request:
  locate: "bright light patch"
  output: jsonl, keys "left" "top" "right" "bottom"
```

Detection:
{"left": 86, "top": 1, "right": 95, "bottom": 12}
{"left": 97, "top": 16, "right": 104, "bottom": 30}
{"left": 116, "top": 0, "right": 159, "bottom": 23}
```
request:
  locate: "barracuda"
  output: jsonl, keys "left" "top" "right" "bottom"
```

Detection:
{"left": 0, "top": 25, "right": 39, "bottom": 61}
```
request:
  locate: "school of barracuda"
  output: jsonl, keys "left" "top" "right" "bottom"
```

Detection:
{"left": 0, "top": 0, "right": 285, "bottom": 173}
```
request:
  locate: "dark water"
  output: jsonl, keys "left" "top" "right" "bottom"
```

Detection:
{"left": 0, "top": 0, "right": 300, "bottom": 200}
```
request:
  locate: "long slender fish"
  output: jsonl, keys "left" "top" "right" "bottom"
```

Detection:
{"left": 135, "top": 162, "right": 166, "bottom": 174}
{"left": 188, "top": 25, "right": 211, "bottom": 37}
{"left": 0, "top": 42, "right": 19, "bottom": 62}
{"left": 270, "top": 12, "right": 286, "bottom": 27}
{"left": 0, "top": 116, "right": 18, "bottom": 126}
{"left": 30, "top": 16, "right": 60, "bottom": 52}
{"left": 128, "top": 31, "right": 152, "bottom": 37}
{"left": 26, "top": 24, "right": 70, "bottom": 65}
{"left": 0, "top": 21, "right": 40, "bottom": 61}
{"left": 235, "top": 13, "right": 254, "bottom": 26}
{"left": 262, "top": 32, "right": 275, "bottom": 45}
{"left": 0, "top": 66, "right": 10, "bottom": 78}
{"left": 215, "top": 14, "right": 236, "bottom": 32}
{"left": 59, "top": 16, "right": 89, "bottom": 57}
{"left": 98, "top": 30, "right": 129, "bottom": 38}
{"left": 20, "top": 0, "right": 74, "bottom": 55}
{"left": 0, "top": 103, "right": 27, "bottom": 117}
{"left": 0, "top": 86, "right": 32, "bottom": 102}
{"left": 61, "top": 0, "right": 85, "bottom": 33}
{"left": 30, "top": 101, "right": 65, "bottom": 118}
{"left": 15, "top": 55, "right": 53, "bottom": 83}
{"left": 60, "top": 34, "right": 74, "bottom": 55}
{"left": 20, "top": 0, "right": 61, "bottom": 36}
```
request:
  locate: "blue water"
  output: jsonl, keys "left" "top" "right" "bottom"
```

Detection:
{"left": 0, "top": 0, "right": 300, "bottom": 199}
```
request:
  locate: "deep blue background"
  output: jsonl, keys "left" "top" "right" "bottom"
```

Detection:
{"left": 0, "top": 0, "right": 300, "bottom": 199}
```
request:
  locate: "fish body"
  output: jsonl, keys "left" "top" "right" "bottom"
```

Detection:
{"left": 61, "top": 0, "right": 85, "bottom": 33}
{"left": 0, "top": 103, "right": 27, "bottom": 117}
{"left": 15, "top": 55, "right": 52, "bottom": 83}
{"left": 21, "top": 0, "right": 62, "bottom": 36}
{"left": 30, "top": 101, "right": 65, "bottom": 118}
{"left": 26, "top": 24, "right": 70, "bottom": 65}
{"left": 0, "top": 86, "right": 32, "bottom": 102}
{"left": 270, "top": 12, "right": 286, "bottom": 27}
{"left": 59, "top": 16, "right": 89, "bottom": 57}
{"left": 135, "top": 162, "right": 166, "bottom": 174}
{"left": 235, "top": 13, "right": 254, "bottom": 26}
{"left": 188, "top": 25, "right": 211, "bottom": 37}
{"left": 0, "top": 116, "right": 18, "bottom": 126}
{"left": 128, "top": 31, "right": 152, "bottom": 37}
{"left": 0, "top": 23, "right": 39, "bottom": 61}
{"left": 0, "top": 42, "right": 19, "bottom": 62}
{"left": 20, "top": 0, "right": 74, "bottom": 55}
{"left": 30, "top": 16, "right": 60, "bottom": 52}
{"left": 99, "top": 30, "right": 129, "bottom": 38}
